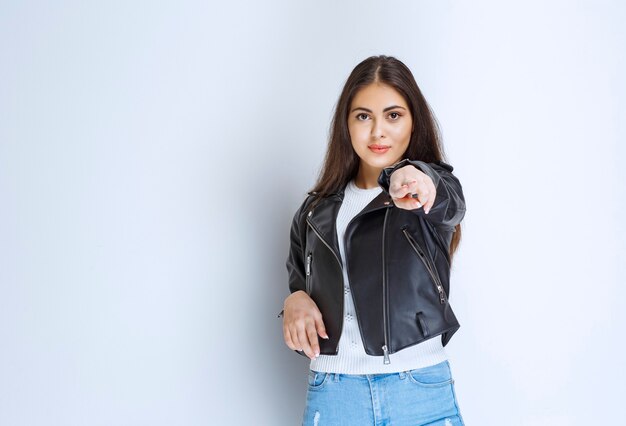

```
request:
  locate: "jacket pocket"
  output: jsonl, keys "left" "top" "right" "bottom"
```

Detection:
{"left": 401, "top": 227, "right": 447, "bottom": 304}
{"left": 416, "top": 311, "right": 430, "bottom": 337}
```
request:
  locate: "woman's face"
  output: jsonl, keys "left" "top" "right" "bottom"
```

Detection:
{"left": 348, "top": 82, "right": 413, "bottom": 170}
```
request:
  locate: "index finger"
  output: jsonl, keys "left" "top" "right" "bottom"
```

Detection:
{"left": 307, "top": 325, "right": 320, "bottom": 358}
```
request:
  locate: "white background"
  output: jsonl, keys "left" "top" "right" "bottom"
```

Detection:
{"left": 1, "top": 1, "right": 624, "bottom": 425}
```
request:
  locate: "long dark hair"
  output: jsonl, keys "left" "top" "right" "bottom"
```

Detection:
{"left": 310, "top": 54, "right": 463, "bottom": 263}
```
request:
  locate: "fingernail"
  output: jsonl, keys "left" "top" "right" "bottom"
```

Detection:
{"left": 315, "top": 352, "right": 319, "bottom": 358}
{"left": 323, "top": 335, "right": 329, "bottom": 339}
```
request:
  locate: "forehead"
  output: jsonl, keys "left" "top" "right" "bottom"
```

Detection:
{"left": 351, "top": 83, "right": 408, "bottom": 108}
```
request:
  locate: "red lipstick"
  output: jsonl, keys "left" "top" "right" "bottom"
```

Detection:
{"left": 368, "top": 144, "right": 390, "bottom": 154}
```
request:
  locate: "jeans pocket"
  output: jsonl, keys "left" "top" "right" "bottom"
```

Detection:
{"left": 406, "top": 360, "right": 454, "bottom": 388}
{"left": 307, "top": 370, "right": 329, "bottom": 390}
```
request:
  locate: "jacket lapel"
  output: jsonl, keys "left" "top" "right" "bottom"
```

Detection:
{"left": 307, "top": 188, "right": 393, "bottom": 259}
{"left": 307, "top": 195, "right": 343, "bottom": 258}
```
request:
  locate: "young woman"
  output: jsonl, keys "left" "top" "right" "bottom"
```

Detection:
{"left": 281, "top": 55, "right": 467, "bottom": 425}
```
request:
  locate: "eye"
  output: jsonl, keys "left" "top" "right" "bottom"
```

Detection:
{"left": 356, "top": 113, "right": 369, "bottom": 121}
{"left": 389, "top": 112, "right": 401, "bottom": 120}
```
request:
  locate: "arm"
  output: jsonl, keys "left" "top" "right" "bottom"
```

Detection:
{"left": 378, "top": 159, "right": 467, "bottom": 229}
{"left": 280, "top": 196, "right": 328, "bottom": 359}
{"left": 285, "top": 198, "right": 310, "bottom": 296}
{"left": 278, "top": 201, "right": 307, "bottom": 318}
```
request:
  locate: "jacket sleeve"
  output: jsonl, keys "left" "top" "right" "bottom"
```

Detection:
{"left": 378, "top": 159, "right": 466, "bottom": 230}
{"left": 278, "top": 196, "right": 311, "bottom": 318}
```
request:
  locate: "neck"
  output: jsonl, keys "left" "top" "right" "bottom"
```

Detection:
{"left": 354, "top": 163, "right": 382, "bottom": 189}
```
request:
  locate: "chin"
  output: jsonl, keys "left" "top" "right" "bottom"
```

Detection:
{"left": 362, "top": 154, "right": 398, "bottom": 169}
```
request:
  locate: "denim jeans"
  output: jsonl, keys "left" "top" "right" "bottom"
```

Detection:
{"left": 302, "top": 360, "right": 465, "bottom": 426}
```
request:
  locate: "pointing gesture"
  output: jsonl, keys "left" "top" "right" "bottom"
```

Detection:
{"left": 388, "top": 165, "right": 436, "bottom": 213}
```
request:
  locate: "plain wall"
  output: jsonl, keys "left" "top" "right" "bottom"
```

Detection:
{"left": 1, "top": 1, "right": 624, "bottom": 425}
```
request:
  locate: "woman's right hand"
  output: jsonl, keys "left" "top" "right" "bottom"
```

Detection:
{"left": 282, "top": 290, "right": 329, "bottom": 360}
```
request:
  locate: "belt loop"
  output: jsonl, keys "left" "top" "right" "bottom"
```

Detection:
{"left": 333, "top": 373, "right": 339, "bottom": 382}
{"left": 399, "top": 371, "right": 407, "bottom": 380}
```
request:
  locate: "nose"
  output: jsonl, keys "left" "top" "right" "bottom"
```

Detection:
{"left": 371, "top": 119, "right": 385, "bottom": 139}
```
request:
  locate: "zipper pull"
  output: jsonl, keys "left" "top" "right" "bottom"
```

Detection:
{"left": 382, "top": 345, "right": 390, "bottom": 364}
{"left": 306, "top": 253, "right": 312, "bottom": 276}
{"left": 437, "top": 284, "right": 446, "bottom": 303}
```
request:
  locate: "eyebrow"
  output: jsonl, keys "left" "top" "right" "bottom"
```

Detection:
{"left": 350, "top": 105, "right": 407, "bottom": 113}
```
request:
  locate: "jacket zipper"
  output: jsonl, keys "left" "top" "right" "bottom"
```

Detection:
{"left": 401, "top": 227, "right": 447, "bottom": 304}
{"left": 305, "top": 252, "right": 312, "bottom": 294}
{"left": 343, "top": 202, "right": 390, "bottom": 364}
{"left": 307, "top": 201, "right": 392, "bottom": 360}
{"left": 381, "top": 208, "right": 391, "bottom": 364}
{"left": 306, "top": 213, "right": 343, "bottom": 355}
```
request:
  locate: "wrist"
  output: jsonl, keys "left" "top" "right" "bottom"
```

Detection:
{"left": 387, "top": 158, "right": 411, "bottom": 174}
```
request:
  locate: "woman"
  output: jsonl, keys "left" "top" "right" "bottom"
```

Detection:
{"left": 281, "top": 55, "right": 467, "bottom": 425}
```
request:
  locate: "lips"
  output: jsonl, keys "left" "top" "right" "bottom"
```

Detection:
{"left": 368, "top": 144, "right": 391, "bottom": 154}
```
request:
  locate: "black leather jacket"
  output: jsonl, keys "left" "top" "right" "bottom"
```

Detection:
{"left": 281, "top": 159, "right": 467, "bottom": 363}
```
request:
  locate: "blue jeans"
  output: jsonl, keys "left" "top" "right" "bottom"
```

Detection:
{"left": 302, "top": 360, "right": 465, "bottom": 426}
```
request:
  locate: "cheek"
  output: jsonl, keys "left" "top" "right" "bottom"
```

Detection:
{"left": 349, "top": 125, "right": 369, "bottom": 144}
{"left": 390, "top": 124, "right": 412, "bottom": 142}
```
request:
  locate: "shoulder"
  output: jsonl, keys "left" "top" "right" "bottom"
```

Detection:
{"left": 292, "top": 192, "right": 318, "bottom": 221}
{"left": 433, "top": 160, "right": 454, "bottom": 172}
{"left": 293, "top": 189, "right": 339, "bottom": 222}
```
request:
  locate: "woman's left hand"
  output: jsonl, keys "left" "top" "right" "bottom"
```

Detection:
{"left": 389, "top": 165, "right": 436, "bottom": 213}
